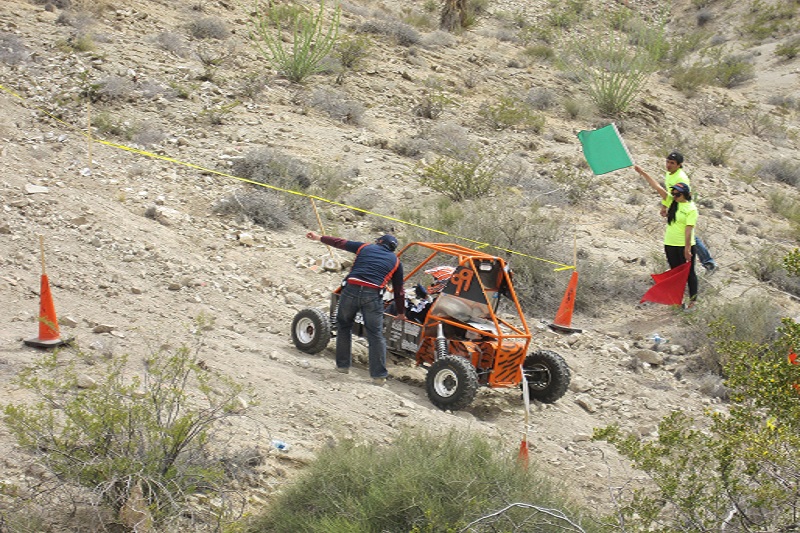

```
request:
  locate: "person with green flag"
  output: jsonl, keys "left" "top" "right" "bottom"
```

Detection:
{"left": 635, "top": 152, "right": 718, "bottom": 273}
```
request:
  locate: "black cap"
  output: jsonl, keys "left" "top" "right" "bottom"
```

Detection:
{"left": 667, "top": 151, "right": 684, "bottom": 165}
{"left": 377, "top": 234, "right": 398, "bottom": 252}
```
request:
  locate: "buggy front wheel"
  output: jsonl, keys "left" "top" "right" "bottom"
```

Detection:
{"left": 426, "top": 356, "right": 479, "bottom": 411}
{"left": 523, "top": 350, "right": 570, "bottom": 403}
{"left": 291, "top": 308, "right": 331, "bottom": 354}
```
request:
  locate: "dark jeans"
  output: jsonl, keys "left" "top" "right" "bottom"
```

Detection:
{"left": 664, "top": 245, "right": 697, "bottom": 301}
{"left": 336, "top": 284, "right": 388, "bottom": 378}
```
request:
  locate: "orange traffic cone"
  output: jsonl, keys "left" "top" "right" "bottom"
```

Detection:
{"left": 24, "top": 236, "right": 72, "bottom": 348}
{"left": 548, "top": 270, "right": 582, "bottom": 334}
{"left": 518, "top": 436, "right": 529, "bottom": 467}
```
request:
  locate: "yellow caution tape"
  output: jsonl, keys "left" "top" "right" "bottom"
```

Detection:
{"left": 0, "top": 82, "right": 574, "bottom": 270}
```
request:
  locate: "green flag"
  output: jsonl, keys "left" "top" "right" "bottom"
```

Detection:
{"left": 577, "top": 124, "right": 633, "bottom": 175}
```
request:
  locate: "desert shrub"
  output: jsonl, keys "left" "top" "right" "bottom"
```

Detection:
{"left": 696, "top": 8, "right": 714, "bottom": 26}
{"left": 55, "top": 32, "right": 95, "bottom": 52}
{"left": 249, "top": 1, "right": 340, "bottom": 83}
{"left": 0, "top": 32, "right": 31, "bottom": 66}
{"left": 250, "top": 429, "right": 600, "bottom": 532}
{"left": 670, "top": 62, "right": 713, "bottom": 95}
{"left": 187, "top": 16, "right": 230, "bottom": 40}
{"left": 235, "top": 71, "right": 270, "bottom": 101}
{"left": 562, "top": 97, "right": 587, "bottom": 119}
{"left": 199, "top": 100, "right": 241, "bottom": 125}
{"left": 758, "top": 158, "right": 800, "bottom": 187}
{"left": 563, "top": 33, "right": 656, "bottom": 117}
{"left": 549, "top": 163, "right": 598, "bottom": 205}
{"left": 572, "top": 260, "right": 651, "bottom": 317}
{"left": 693, "top": 95, "right": 730, "bottom": 126}
{"left": 768, "top": 93, "right": 799, "bottom": 110}
{"left": 711, "top": 53, "right": 755, "bottom": 88}
{"left": 391, "top": 135, "right": 430, "bottom": 158}
{"left": 358, "top": 18, "right": 420, "bottom": 46}
{"left": 415, "top": 152, "right": 502, "bottom": 201}
{"left": 55, "top": 10, "right": 95, "bottom": 31}
{"left": 748, "top": 243, "right": 800, "bottom": 296}
{"left": 309, "top": 86, "right": 364, "bottom": 125}
{"left": 681, "top": 292, "right": 784, "bottom": 370}
{"left": 521, "top": 43, "right": 555, "bottom": 62}
{"left": 335, "top": 33, "right": 371, "bottom": 69}
{"left": 595, "top": 318, "right": 800, "bottom": 533}
{"left": 402, "top": 9, "right": 437, "bottom": 31}
{"left": 195, "top": 42, "right": 236, "bottom": 81}
{"left": 742, "top": 0, "right": 798, "bottom": 41}
{"left": 426, "top": 122, "right": 477, "bottom": 160}
{"left": 2, "top": 329, "right": 253, "bottom": 530}
{"left": 84, "top": 75, "right": 134, "bottom": 103}
{"left": 91, "top": 110, "right": 130, "bottom": 138}
{"left": 155, "top": 31, "right": 190, "bottom": 57}
{"left": 625, "top": 16, "right": 671, "bottom": 63}
{"left": 413, "top": 83, "right": 454, "bottom": 119}
{"left": 421, "top": 29, "right": 457, "bottom": 48}
{"left": 130, "top": 121, "right": 167, "bottom": 148}
{"left": 212, "top": 188, "right": 290, "bottom": 229}
{"left": 525, "top": 87, "right": 556, "bottom": 110}
{"left": 479, "top": 96, "right": 545, "bottom": 132}
{"left": 231, "top": 147, "right": 311, "bottom": 191}
{"left": 775, "top": 36, "right": 800, "bottom": 59}
{"left": 696, "top": 134, "right": 735, "bottom": 166}
{"left": 785, "top": 248, "right": 800, "bottom": 275}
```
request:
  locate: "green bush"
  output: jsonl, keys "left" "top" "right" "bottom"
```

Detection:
{"left": 696, "top": 134, "right": 735, "bottom": 166}
{"left": 785, "top": 248, "right": 800, "bottom": 275}
{"left": 595, "top": 318, "right": 800, "bottom": 532}
{"left": 711, "top": 53, "right": 755, "bottom": 88}
{"left": 670, "top": 62, "right": 713, "bottom": 95}
{"left": 415, "top": 153, "right": 501, "bottom": 201}
{"left": 563, "top": 33, "right": 656, "bottom": 116}
{"left": 249, "top": 429, "right": 601, "bottom": 532}
{"left": 479, "top": 96, "right": 545, "bottom": 131}
{"left": 336, "top": 33, "right": 371, "bottom": 69}
{"left": 249, "top": 1, "right": 340, "bottom": 83}
{"left": 775, "top": 36, "right": 800, "bottom": 59}
{"left": 2, "top": 326, "right": 252, "bottom": 529}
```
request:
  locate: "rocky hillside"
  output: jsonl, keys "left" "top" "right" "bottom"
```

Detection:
{"left": 1, "top": 0, "right": 799, "bottom": 529}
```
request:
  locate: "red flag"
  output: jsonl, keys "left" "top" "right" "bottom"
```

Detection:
{"left": 640, "top": 262, "right": 691, "bottom": 305}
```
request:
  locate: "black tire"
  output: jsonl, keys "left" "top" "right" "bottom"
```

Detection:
{"left": 523, "top": 349, "right": 570, "bottom": 403}
{"left": 291, "top": 308, "right": 331, "bottom": 354}
{"left": 426, "top": 356, "right": 479, "bottom": 411}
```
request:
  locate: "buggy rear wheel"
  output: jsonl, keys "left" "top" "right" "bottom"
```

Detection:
{"left": 523, "top": 349, "right": 570, "bottom": 403}
{"left": 291, "top": 308, "right": 331, "bottom": 354}
{"left": 426, "top": 356, "right": 479, "bottom": 411}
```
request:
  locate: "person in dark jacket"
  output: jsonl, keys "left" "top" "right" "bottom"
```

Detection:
{"left": 306, "top": 231, "right": 404, "bottom": 385}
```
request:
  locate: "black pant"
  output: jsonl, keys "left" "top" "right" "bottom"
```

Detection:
{"left": 664, "top": 245, "right": 697, "bottom": 301}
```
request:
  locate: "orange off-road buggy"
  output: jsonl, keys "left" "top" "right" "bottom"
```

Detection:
{"left": 291, "top": 242, "right": 571, "bottom": 411}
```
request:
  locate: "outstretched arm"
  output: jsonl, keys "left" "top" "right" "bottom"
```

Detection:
{"left": 634, "top": 165, "right": 668, "bottom": 200}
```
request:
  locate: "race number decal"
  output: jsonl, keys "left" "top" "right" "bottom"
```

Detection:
{"left": 450, "top": 268, "right": 474, "bottom": 295}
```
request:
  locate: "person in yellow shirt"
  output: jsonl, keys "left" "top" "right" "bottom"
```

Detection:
{"left": 657, "top": 152, "right": 717, "bottom": 273}
{"left": 635, "top": 165, "right": 699, "bottom": 308}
